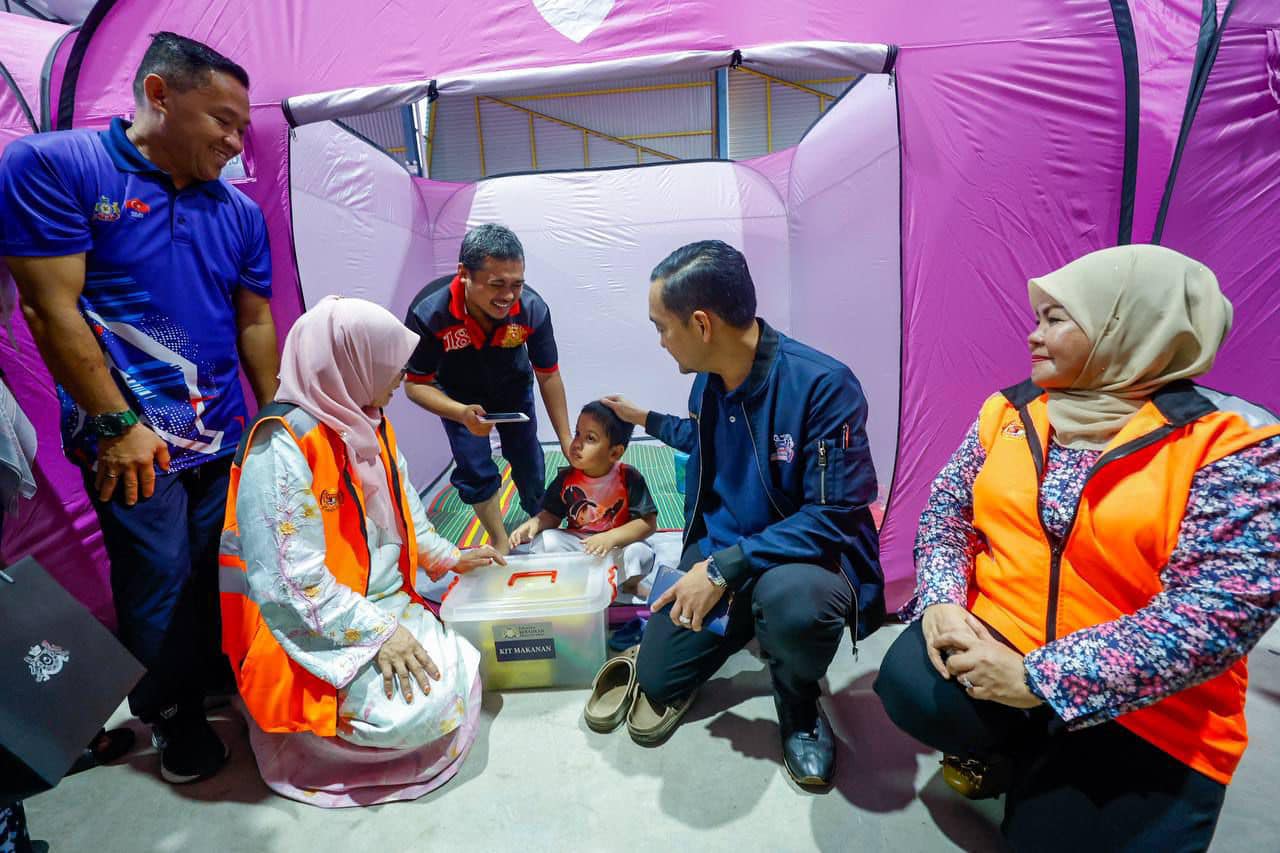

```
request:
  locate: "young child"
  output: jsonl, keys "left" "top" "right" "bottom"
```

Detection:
{"left": 509, "top": 401, "right": 658, "bottom": 597}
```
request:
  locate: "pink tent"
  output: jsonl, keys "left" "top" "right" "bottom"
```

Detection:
{"left": 1, "top": 0, "right": 1274, "bottom": 618}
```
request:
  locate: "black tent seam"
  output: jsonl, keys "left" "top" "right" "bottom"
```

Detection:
{"left": 1108, "top": 0, "right": 1141, "bottom": 245}
{"left": 39, "top": 25, "right": 79, "bottom": 132}
{"left": 283, "top": 126, "right": 307, "bottom": 315}
{"left": 875, "top": 67, "right": 907, "bottom": 549}
{"left": 1152, "top": 0, "right": 1235, "bottom": 243}
{"left": 0, "top": 59, "right": 37, "bottom": 134}
{"left": 55, "top": 0, "right": 119, "bottom": 130}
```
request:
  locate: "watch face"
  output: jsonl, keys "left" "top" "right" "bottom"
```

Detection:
{"left": 91, "top": 411, "right": 137, "bottom": 438}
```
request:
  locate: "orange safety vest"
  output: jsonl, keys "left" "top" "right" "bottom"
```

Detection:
{"left": 219, "top": 403, "right": 425, "bottom": 737}
{"left": 969, "top": 379, "right": 1280, "bottom": 785}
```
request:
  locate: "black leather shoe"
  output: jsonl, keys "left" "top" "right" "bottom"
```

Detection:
{"left": 775, "top": 695, "right": 835, "bottom": 787}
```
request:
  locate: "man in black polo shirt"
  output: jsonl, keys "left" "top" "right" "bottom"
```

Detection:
{"left": 404, "top": 225, "right": 571, "bottom": 553}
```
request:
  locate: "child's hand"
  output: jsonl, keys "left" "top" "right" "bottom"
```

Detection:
{"left": 583, "top": 532, "right": 618, "bottom": 557}
{"left": 508, "top": 519, "right": 540, "bottom": 548}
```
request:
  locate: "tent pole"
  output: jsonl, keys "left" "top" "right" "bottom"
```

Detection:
{"left": 426, "top": 100, "right": 437, "bottom": 175}
{"left": 715, "top": 67, "right": 729, "bottom": 159}
{"left": 474, "top": 97, "right": 487, "bottom": 176}
{"left": 528, "top": 113, "right": 538, "bottom": 169}
{"left": 765, "top": 78, "right": 773, "bottom": 153}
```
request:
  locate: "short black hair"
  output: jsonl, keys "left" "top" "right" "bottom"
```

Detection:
{"left": 132, "top": 32, "right": 250, "bottom": 103}
{"left": 650, "top": 240, "right": 757, "bottom": 328}
{"left": 580, "top": 401, "right": 634, "bottom": 450}
{"left": 459, "top": 224, "right": 524, "bottom": 272}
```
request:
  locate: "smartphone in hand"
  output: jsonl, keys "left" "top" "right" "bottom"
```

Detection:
{"left": 477, "top": 412, "right": 531, "bottom": 424}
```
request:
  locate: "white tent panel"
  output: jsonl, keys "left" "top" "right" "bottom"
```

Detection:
{"left": 290, "top": 121, "right": 452, "bottom": 487}
{"left": 787, "top": 74, "right": 901, "bottom": 497}
{"left": 429, "top": 161, "right": 790, "bottom": 442}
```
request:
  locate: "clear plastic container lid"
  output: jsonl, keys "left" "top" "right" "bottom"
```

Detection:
{"left": 439, "top": 552, "right": 615, "bottom": 622}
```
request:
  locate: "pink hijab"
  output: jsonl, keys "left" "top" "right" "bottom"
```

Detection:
{"left": 276, "top": 296, "right": 420, "bottom": 534}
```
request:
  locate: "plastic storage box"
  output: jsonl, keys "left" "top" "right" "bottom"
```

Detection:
{"left": 439, "top": 552, "right": 614, "bottom": 690}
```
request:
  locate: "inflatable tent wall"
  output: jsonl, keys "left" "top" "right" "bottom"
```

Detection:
{"left": 1, "top": 0, "right": 1275, "bottom": 620}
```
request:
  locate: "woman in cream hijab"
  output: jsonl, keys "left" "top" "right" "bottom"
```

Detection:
{"left": 875, "top": 245, "right": 1280, "bottom": 850}
{"left": 225, "top": 296, "right": 504, "bottom": 807}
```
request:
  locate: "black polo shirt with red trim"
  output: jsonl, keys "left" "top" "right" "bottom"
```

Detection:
{"left": 403, "top": 273, "right": 559, "bottom": 407}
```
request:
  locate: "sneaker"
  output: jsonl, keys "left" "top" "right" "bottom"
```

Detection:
{"left": 151, "top": 707, "right": 229, "bottom": 784}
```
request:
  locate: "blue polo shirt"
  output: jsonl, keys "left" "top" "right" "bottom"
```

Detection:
{"left": 697, "top": 365, "right": 774, "bottom": 559}
{"left": 0, "top": 118, "right": 271, "bottom": 472}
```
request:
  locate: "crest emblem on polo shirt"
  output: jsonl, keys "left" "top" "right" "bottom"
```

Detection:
{"left": 771, "top": 433, "right": 796, "bottom": 463}
{"left": 1002, "top": 422, "right": 1026, "bottom": 440}
{"left": 25, "top": 641, "right": 70, "bottom": 683}
{"left": 92, "top": 195, "right": 120, "bottom": 222}
{"left": 319, "top": 489, "right": 342, "bottom": 511}
{"left": 124, "top": 198, "right": 151, "bottom": 219}
{"left": 499, "top": 325, "right": 529, "bottom": 348}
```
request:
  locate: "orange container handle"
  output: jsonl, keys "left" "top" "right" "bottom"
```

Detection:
{"left": 507, "top": 570, "right": 558, "bottom": 586}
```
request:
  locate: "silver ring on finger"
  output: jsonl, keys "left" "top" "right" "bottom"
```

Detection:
{"left": 679, "top": 615, "right": 692, "bottom": 625}
{"left": 958, "top": 675, "right": 974, "bottom": 690}
{"left": 105, "top": 471, "right": 119, "bottom": 479}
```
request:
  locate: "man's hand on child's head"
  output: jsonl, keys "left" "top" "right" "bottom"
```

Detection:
{"left": 601, "top": 395, "right": 646, "bottom": 426}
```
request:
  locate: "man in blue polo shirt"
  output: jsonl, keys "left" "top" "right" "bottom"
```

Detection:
{"left": 0, "top": 33, "right": 278, "bottom": 784}
{"left": 404, "top": 224, "right": 572, "bottom": 555}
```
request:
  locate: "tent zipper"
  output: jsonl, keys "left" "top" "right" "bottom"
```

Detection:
{"left": 818, "top": 441, "right": 828, "bottom": 504}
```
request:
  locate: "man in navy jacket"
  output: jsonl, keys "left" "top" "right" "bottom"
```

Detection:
{"left": 604, "top": 240, "right": 884, "bottom": 786}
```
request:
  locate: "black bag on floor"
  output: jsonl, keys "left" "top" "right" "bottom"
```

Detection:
{"left": 0, "top": 556, "right": 143, "bottom": 804}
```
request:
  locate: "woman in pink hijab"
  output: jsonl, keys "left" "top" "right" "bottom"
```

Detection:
{"left": 222, "top": 296, "right": 503, "bottom": 807}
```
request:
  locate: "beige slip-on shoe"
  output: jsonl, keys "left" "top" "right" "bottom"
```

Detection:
{"left": 584, "top": 645, "right": 640, "bottom": 733}
{"left": 626, "top": 686, "right": 699, "bottom": 746}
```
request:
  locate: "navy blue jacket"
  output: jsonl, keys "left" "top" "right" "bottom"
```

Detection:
{"left": 646, "top": 320, "right": 885, "bottom": 640}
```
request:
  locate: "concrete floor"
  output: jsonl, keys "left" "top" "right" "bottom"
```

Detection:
{"left": 25, "top": 623, "right": 1280, "bottom": 853}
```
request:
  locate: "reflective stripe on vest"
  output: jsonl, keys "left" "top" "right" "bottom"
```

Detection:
{"left": 969, "top": 380, "right": 1280, "bottom": 784}
{"left": 219, "top": 404, "right": 424, "bottom": 737}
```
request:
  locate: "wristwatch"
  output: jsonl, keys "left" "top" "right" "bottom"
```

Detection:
{"left": 705, "top": 555, "right": 728, "bottom": 588}
{"left": 87, "top": 409, "right": 140, "bottom": 438}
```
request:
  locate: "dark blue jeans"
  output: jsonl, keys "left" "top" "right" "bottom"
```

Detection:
{"left": 441, "top": 391, "right": 545, "bottom": 516}
{"left": 85, "top": 455, "right": 231, "bottom": 722}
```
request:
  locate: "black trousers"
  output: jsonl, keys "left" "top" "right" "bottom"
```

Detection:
{"left": 874, "top": 620, "right": 1227, "bottom": 852}
{"left": 85, "top": 457, "right": 232, "bottom": 722}
{"left": 636, "top": 545, "right": 853, "bottom": 705}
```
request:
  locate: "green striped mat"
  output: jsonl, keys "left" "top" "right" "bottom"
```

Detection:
{"left": 426, "top": 440, "right": 686, "bottom": 547}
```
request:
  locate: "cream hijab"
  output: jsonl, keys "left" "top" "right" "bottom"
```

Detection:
{"left": 1029, "top": 244, "right": 1233, "bottom": 450}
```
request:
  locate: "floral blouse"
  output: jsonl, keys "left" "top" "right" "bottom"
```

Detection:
{"left": 236, "top": 420, "right": 461, "bottom": 690}
{"left": 909, "top": 420, "right": 1280, "bottom": 729}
